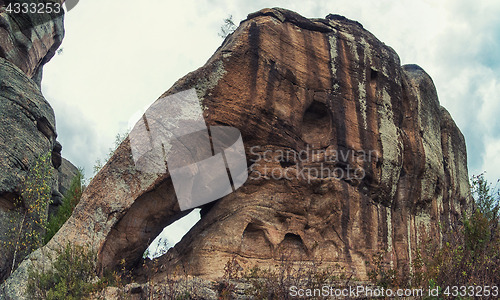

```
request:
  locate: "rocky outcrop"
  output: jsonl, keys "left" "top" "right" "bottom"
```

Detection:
{"left": 1, "top": 8, "right": 471, "bottom": 299}
{"left": 0, "top": 0, "right": 75, "bottom": 285}
{"left": 0, "top": 0, "right": 65, "bottom": 86}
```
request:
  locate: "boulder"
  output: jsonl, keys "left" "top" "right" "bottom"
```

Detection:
{"left": 0, "top": 8, "right": 471, "bottom": 298}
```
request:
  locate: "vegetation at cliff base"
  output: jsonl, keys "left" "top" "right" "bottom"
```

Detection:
{"left": 27, "top": 243, "right": 98, "bottom": 300}
{"left": 420, "top": 173, "right": 500, "bottom": 295}
{"left": 367, "top": 173, "right": 500, "bottom": 298}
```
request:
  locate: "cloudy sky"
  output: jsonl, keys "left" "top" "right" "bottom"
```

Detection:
{"left": 41, "top": 0, "right": 500, "bottom": 249}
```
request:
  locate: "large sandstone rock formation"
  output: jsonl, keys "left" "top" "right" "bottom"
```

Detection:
{"left": 0, "top": 0, "right": 77, "bottom": 285}
{"left": 151, "top": 9, "right": 471, "bottom": 280}
{"left": 1, "top": 8, "right": 470, "bottom": 299}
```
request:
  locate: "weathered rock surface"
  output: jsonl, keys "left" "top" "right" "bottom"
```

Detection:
{"left": 0, "top": 56, "right": 76, "bottom": 284}
{"left": 1, "top": 7, "right": 471, "bottom": 299}
{"left": 57, "top": 157, "right": 78, "bottom": 196}
{"left": 0, "top": 57, "right": 54, "bottom": 282}
{"left": 0, "top": 0, "right": 65, "bottom": 86}
{"left": 0, "top": 0, "right": 75, "bottom": 286}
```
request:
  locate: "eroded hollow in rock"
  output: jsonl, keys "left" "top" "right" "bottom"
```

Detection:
{"left": 241, "top": 221, "right": 273, "bottom": 258}
{"left": 301, "top": 100, "right": 332, "bottom": 148}
{"left": 279, "top": 233, "right": 308, "bottom": 259}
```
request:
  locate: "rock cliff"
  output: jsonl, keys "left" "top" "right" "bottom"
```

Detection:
{"left": 0, "top": 7, "right": 471, "bottom": 299}
{"left": 0, "top": 0, "right": 77, "bottom": 285}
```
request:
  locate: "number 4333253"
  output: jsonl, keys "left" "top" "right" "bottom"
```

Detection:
{"left": 443, "top": 286, "right": 498, "bottom": 297}
{"left": 5, "top": 2, "right": 62, "bottom": 14}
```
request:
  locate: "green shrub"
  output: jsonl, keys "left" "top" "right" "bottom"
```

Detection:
{"left": 44, "top": 169, "right": 84, "bottom": 245}
{"left": 471, "top": 173, "right": 500, "bottom": 222}
{"left": 421, "top": 214, "right": 499, "bottom": 300}
{"left": 27, "top": 243, "right": 99, "bottom": 300}
{"left": 464, "top": 209, "right": 491, "bottom": 253}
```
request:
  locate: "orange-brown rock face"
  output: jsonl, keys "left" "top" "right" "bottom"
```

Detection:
{"left": 1, "top": 9, "right": 471, "bottom": 297}
{"left": 150, "top": 9, "right": 471, "bottom": 279}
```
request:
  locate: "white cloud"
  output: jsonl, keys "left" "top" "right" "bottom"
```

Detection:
{"left": 481, "top": 137, "right": 500, "bottom": 185}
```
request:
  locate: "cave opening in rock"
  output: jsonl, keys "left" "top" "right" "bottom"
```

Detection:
{"left": 278, "top": 233, "right": 308, "bottom": 259}
{"left": 301, "top": 100, "right": 332, "bottom": 148}
{"left": 240, "top": 221, "right": 273, "bottom": 257}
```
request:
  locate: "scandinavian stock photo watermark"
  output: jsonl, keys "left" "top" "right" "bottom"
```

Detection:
{"left": 248, "top": 145, "right": 379, "bottom": 184}
{"left": 289, "top": 284, "right": 499, "bottom": 298}
{"left": 290, "top": 285, "right": 428, "bottom": 298}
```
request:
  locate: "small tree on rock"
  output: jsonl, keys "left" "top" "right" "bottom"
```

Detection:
{"left": 218, "top": 15, "right": 237, "bottom": 39}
